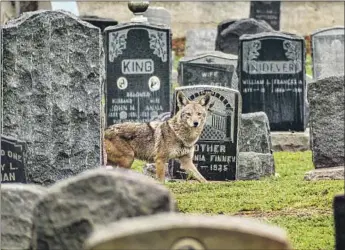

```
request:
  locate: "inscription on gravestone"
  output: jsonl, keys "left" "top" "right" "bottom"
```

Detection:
{"left": 250, "top": 1, "right": 281, "bottom": 31}
{"left": 311, "top": 26, "right": 345, "bottom": 79}
{"left": 178, "top": 51, "right": 239, "bottom": 90}
{"left": 169, "top": 86, "right": 241, "bottom": 181}
{"left": 1, "top": 135, "right": 27, "bottom": 183}
{"left": 105, "top": 23, "right": 171, "bottom": 126}
{"left": 238, "top": 32, "right": 306, "bottom": 131}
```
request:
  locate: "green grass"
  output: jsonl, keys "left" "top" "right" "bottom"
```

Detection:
{"left": 132, "top": 151, "right": 343, "bottom": 250}
{"left": 306, "top": 53, "right": 313, "bottom": 76}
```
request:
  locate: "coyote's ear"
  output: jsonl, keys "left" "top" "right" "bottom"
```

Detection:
{"left": 177, "top": 91, "right": 189, "bottom": 108}
{"left": 199, "top": 93, "right": 212, "bottom": 108}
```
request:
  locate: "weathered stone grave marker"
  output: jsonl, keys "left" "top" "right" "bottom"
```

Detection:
{"left": 31, "top": 168, "right": 175, "bottom": 250}
{"left": 2, "top": 10, "right": 102, "bottom": 185}
{"left": 178, "top": 51, "right": 239, "bottom": 90}
{"left": 249, "top": 1, "right": 281, "bottom": 31}
{"left": 215, "top": 18, "right": 274, "bottom": 56}
{"left": 1, "top": 135, "right": 27, "bottom": 183}
{"left": 311, "top": 26, "right": 344, "bottom": 79}
{"left": 184, "top": 28, "right": 217, "bottom": 57}
{"left": 169, "top": 85, "right": 241, "bottom": 181}
{"left": 238, "top": 32, "right": 306, "bottom": 131}
{"left": 1, "top": 184, "right": 47, "bottom": 250}
{"left": 105, "top": 2, "right": 171, "bottom": 126}
{"left": 304, "top": 75, "right": 344, "bottom": 180}
{"left": 143, "top": 6, "right": 171, "bottom": 27}
{"left": 85, "top": 213, "right": 292, "bottom": 250}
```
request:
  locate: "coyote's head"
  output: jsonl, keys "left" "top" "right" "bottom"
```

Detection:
{"left": 176, "top": 91, "right": 213, "bottom": 129}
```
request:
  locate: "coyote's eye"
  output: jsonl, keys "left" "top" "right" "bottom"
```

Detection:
{"left": 185, "top": 112, "right": 192, "bottom": 116}
{"left": 197, "top": 112, "right": 202, "bottom": 116}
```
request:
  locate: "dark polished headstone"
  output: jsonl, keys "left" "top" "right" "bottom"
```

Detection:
{"left": 311, "top": 26, "right": 344, "bottom": 79}
{"left": 334, "top": 194, "right": 345, "bottom": 250}
{"left": 250, "top": 1, "right": 281, "bottom": 31}
{"left": 178, "top": 51, "right": 238, "bottom": 90}
{"left": 80, "top": 15, "right": 118, "bottom": 32}
{"left": 215, "top": 18, "right": 274, "bottom": 56}
{"left": 1, "top": 135, "right": 27, "bottom": 183}
{"left": 238, "top": 32, "right": 306, "bottom": 131}
{"left": 169, "top": 85, "right": 241, "bottom": 181}
{"left": 104, "top": 23, "right": 172, "bottom": 126}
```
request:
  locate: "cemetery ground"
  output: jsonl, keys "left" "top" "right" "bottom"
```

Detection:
{"left": 132, "top": 151, "right": 343, "bottom": 250}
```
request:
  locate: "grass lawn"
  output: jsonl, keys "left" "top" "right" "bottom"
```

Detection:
{"left": 132, "top": 151, "right": 343, "bottom": 250}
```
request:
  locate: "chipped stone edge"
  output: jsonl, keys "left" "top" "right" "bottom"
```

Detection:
{"left": 3, "top": 9, "right": 101, "bottom": 31}
{"left": 84, "top": 213, "right": 291, "bottom": 250}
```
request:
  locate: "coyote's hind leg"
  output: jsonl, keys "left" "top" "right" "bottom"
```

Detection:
{"left": 104, "top": 138, "right": 135, "bottom": 169}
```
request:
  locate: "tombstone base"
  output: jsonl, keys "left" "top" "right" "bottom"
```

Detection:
{"left": 304, "top": 166, "right": 344, "bottom": 181}
{"left": 237, "top": 152, "right": 275, "bottom": 180}
{"left": 271, "top": 128, "right": 310, "bottom": 152}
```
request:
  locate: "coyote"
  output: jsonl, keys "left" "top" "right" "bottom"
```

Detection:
{"left": 104, "top": 91, "right": 213, "bottom": 183}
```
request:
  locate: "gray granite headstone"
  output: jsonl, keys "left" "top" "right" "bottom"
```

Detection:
{"left": 308, "top": 75, "right": 344, "bottom": 169}
{"left": 311, "top": 26, "right": 344, "bottom": 79}
{"left": 169, "top": 85, "right": 241, "bottom": 181}
{"left": 237, "top": 152, "right": 275, "bottom": 180}
{"left": 143, "top": 6, "right": 171, "bottom": 27}
{"left": 2, "top": 10, "right": 102, "bottom": 185}
{"left": 185, "top": 28, "right": 217, "bottom": 57}
{"left": 215, "top": 18, "right": 274, "bottom": 56}
{"left": 178, "top": 51, "right": 239, "bottom": 90}
{"left": 238, "top": 32, "right": 306, "bottom": 132}
{"left": 239, "top": 112, "right": 272, "bottom": 154}
{"left": 1, "top": 184, "right": 47, "bottom": 250}
{"left": 104, "top": 22, "right": 172, "bottom": 126}
{"left": 31, "top": 168, "right": 176, "bottom": 250}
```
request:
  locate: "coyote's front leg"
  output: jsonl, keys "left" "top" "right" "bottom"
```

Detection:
{"left": 179, "top": 155, "right": 207, "bottom": 183}
{"left": 155, "top": 155, "right": 168, "bottom": 183}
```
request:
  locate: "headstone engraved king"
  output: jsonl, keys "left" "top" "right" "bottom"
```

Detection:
{"left": 249, "top": 1, "right": 281, "bottom": 31}
{"left": 1, "top": 135, "right": 27, "bottom": 183}
{"left": 105, "top": 2, "right": 171, "bottom": 126}
{"left": 238, "top": 32, "right": 306, "bottom": 131}
{"left": 311, "top": 26, "right": 345, "bottom": 79}
{"left": 169, "top": 86, "right": 241, "bottom": 181}
{"left": 178, "top": 51, "right": 239, "bottom": 90}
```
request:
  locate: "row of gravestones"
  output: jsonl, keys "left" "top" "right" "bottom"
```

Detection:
{"left": 2, "top": 168, "right": 294, "bottom": 250}
{"left": 1, "top": 8, "right": 343, "bottom": 184}
{"left": 185, "top": 18, "right": 344, "bottom": 81}
{"left": 0, "top": 7, "right": 344, "bottom": 250}
{"left": 1, "top": 8, "right": 275, "bottom": 184}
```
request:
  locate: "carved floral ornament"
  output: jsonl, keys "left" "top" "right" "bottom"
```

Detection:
{"left": 108, "top": 28, "right": 167, "bottom": 63}
{"left": 242, "top": 38, "right": 303, "bottom": 74}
